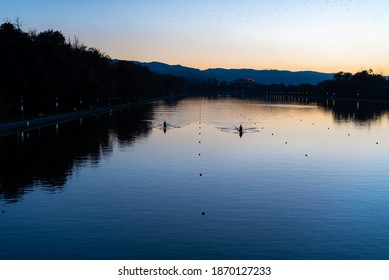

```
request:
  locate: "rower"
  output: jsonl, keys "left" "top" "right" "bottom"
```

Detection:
{"left": 239, "top": 125, "right": 243, "bottom": 133}
{"left": 163, "top": 121, "right": 167, "bottom": 133}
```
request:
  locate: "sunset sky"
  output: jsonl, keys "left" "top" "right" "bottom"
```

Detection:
{"left": 2, "top": 0, "right": 389, "bottom": 74}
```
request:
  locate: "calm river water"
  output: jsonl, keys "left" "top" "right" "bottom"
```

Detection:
{"left": 1, "top": 96, "right": 389, "bottom": 259}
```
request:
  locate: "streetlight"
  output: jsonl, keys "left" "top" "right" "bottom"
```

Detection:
{"left": 55, "top": 94, "right": 59, "bottom": 113}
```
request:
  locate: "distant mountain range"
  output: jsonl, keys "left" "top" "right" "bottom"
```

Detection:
{"left": 132, "top": 61, "right": 334, "bottom": 85}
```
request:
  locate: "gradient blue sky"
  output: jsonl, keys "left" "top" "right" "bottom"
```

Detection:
{"left": 1, "top": 0, "right": 389, "bottom": 73}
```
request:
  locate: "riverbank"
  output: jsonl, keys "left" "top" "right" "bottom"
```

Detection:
{"left": 0, "top": 94, "right": 187, "bottom": 136}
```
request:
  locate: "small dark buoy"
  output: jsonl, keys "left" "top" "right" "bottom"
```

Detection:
{"left": 305, "top": 154, "right": 308, "bottom": 157}
{"left": 348, "top": 134, "right": 350, "bottom": 136}
{"left": 199, "top": 133, "right": 201, "bottom": 135}
{"left": 202, "top": 212, "right": 205, "bottom": 216}
{"left": 271, "top": 133, "right": 274, "bottom": 135}
{"left": 199, "top": 141, "right": 201, "bottom": 143}
{"left": 1, "top": 210, "right": 4, "bottom": 213}
{"left": 376, "top": 142, "right": 378, "bottom": 144}
{"left": 200, "top": 173, "right": 202, "bottom": 176}
{"left": 285, "top": 142, "right": 287, "bottom": 144}
{"left": 198, "top": 153, "right": 201, "bottom": 156}
{"left": 328, "top": 128, "right": 330, "bottom": 130}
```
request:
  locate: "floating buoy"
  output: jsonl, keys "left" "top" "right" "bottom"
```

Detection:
{"left": 376, "top": 142, "right": 378, "bottom": 144}
{"left": 200, "top": 173, "right": 202, "bottom": 176}
{"left": 199, "top": 141, "right": 201, "bottom": 143}
{"left": 198, "top": 153, "right": 201, "bottom": 156}
{"left": 201, "top": 212, "right": 205, "bottom": 216}
{"left": 285, "top": 142, "right": 288, "bottom": 144}
{"left": 305, "top": 154, "right": 308, "bottom": 157}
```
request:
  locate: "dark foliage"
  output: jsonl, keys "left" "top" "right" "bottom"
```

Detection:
{"left": 0, "top": 21, "right": 189, "bottom": 120}
{"left": 315, "top": 70, "right": 389, "bottom": 99}
{"left": 256, "top": 70, "right": 389, "bottom": 99}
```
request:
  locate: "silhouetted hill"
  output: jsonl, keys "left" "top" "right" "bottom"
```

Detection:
{"left": 204, "top": 68, "right": 333, "bottom": 85}
{"left": 133, "top": 61, "right": 333, "bottom": 85}
{"left": 133, "top": 61, "right": 210, "bottom": 80}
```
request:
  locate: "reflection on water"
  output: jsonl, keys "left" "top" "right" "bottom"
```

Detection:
{"left": 2, "top": 96, "right": 389, "bottom": 260}
{"left": 0, "top": 105, "right": 154, "bottom": 202}
{"left": 266, "top": 94, "right": 389, "bottom": 123}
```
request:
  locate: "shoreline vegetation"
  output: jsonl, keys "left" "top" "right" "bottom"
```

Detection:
{"left": 0, "top": 20, "right": 194, "bottom": 124}
{"left": 1, "top": 20, "right": 389, "bottom": 130}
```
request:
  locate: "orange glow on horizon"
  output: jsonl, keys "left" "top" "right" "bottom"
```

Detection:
{"left": 114, "top": 53, "right": 386, "bottom": 76}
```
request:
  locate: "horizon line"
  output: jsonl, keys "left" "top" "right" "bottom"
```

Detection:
{"left": 129, "top": 60, "right": 388, "bottom": 76}
{"left": 130, "top": 60, "right": 337, "bottom": 74}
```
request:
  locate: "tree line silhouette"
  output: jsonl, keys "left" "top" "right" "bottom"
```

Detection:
{"left": 1, "top": 20, "right": 389, "bottom": 122}
{"left": 0, "top": 21, "right": 192, "bottom": 121}
{"left": 249, "top": 70, "right": 389, "bottom": 99}
{"left": 315, "top": 70, "right": 389, "bottom": 99}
